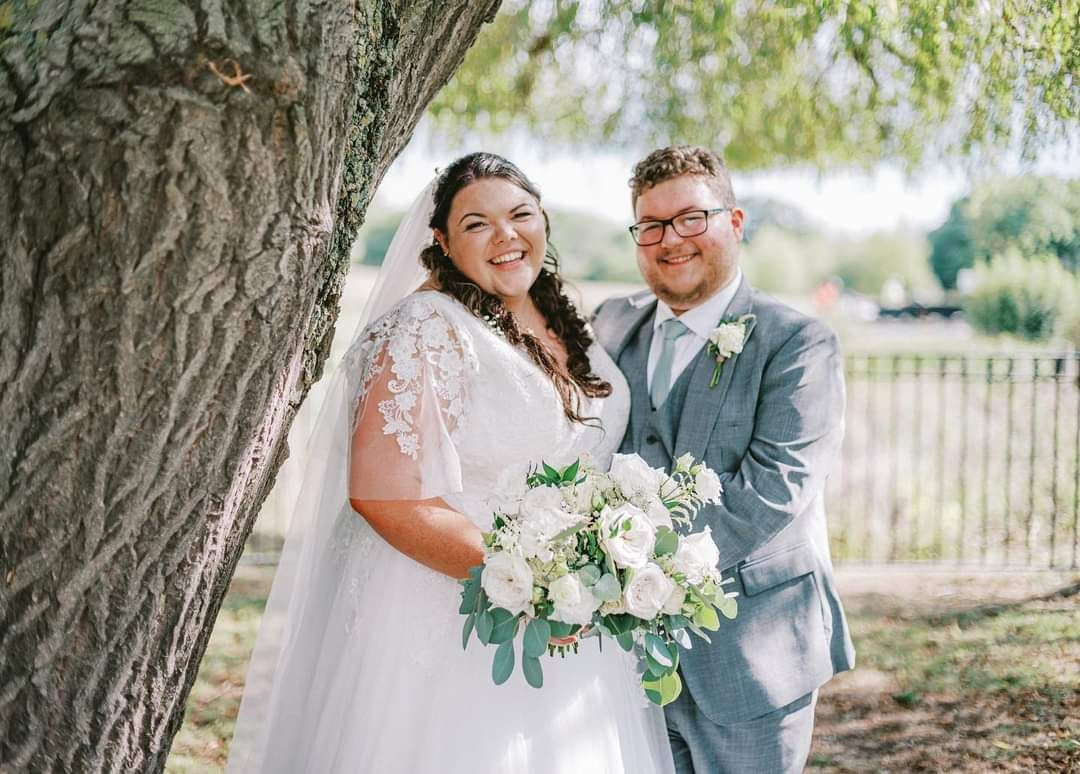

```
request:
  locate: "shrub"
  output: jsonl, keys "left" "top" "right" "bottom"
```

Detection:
{"left": 963, "top": 251, "right": 1079, "bottom": 341}
{"left": 742, "top": 225, "right": 837, "bottom": 295}
{"left": 1062, "top": 305, "right": 1080, "bottom": 347}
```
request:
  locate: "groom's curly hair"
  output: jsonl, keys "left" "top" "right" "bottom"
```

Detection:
{"left": 419, "top": 152, "right": 612, "bottom": 426}
{"left": 629, "top": 145, "right": 737, "bottom": 208}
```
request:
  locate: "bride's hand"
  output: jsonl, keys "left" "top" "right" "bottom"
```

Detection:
{"left": 549, "top": 625, "right": 591, "bottom": 647}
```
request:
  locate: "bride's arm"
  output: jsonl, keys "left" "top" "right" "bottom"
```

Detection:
{"left": 348, "top": 300, "right": 486, "bottom": 580}
{"left": 348, "top": 497, "right": 484, "bottom": 580}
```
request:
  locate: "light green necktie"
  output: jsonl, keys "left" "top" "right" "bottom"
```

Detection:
{"left": 650, "top": 318, "right": 690, "bottom": 408}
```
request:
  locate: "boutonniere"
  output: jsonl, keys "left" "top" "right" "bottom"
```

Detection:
{"left": 706, "top": 314, "right": 755, "bottom": 387}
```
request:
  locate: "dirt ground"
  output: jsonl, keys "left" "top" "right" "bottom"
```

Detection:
{"left": 810, "top": 567, "right": 1079, "bottom": 773}
{"left": 168, "top": 565, "right": 1079, "bottom": 773}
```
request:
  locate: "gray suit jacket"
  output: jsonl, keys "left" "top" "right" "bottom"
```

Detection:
{"left": 593, "top": 276, "right": 855, "bottom": 724}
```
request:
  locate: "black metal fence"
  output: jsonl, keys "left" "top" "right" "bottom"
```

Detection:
{"left": 829, "top": 352, "right": 1080, "bottom": 569}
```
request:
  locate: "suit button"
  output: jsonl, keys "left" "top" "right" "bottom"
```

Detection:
{"left": 646, "top": 435, "right": 659, "bottom": 444}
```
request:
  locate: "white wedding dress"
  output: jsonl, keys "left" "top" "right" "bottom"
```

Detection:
{"left": 228, "top": 290, "right": 675, "bottom": 773}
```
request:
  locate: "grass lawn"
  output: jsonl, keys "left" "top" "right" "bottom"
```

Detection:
{"left": 165, "top": 568, "right": 269, "bottom": 773}
{"left": 167, "top": 565, "right": 1079, "bottom": 772}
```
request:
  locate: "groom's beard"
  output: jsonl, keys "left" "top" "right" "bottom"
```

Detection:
{"left": 642, "top": 257, "right": 724, "bottom": 311}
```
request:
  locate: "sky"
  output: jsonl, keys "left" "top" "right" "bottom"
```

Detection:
{"left": 369, "top": 126, "right": 1079, "bottom": 237}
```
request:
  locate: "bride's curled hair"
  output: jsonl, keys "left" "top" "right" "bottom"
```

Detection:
{"left": 419, "top": 152, "right": 612, "bottom": 425}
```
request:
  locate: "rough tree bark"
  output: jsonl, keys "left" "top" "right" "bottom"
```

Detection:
{"left": 0, "top": 0, "right": 500, "bottom": 770}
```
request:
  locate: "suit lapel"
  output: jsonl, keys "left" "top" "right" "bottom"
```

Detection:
{"left": 675, "top": 278, "right": 757, "bottom": 461}
{"left": 608, "top": 296, "right": 656, "bottom": 362}
{"left": 617, "top": 304, "right": 658, "bottom": 452}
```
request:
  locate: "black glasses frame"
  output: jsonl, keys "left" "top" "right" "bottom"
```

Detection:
{"left": 628, "top": 207, "right": 729, "bottom": 246}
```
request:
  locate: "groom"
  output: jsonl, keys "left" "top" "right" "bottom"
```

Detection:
{"left": 593, "top": 146, "right": 855, "bottom": 773}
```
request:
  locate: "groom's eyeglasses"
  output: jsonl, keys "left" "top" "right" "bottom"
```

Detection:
{"left": 628, "top": 208, "right": 729, "bottom": 246}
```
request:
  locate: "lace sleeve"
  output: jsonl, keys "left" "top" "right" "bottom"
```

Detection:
{"left": 347, "top": 296, "right": 473, "bottom": 501}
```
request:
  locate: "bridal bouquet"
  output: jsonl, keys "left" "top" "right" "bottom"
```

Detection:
{"left": 459, "top": 452, "right": 737, "bottom": 706}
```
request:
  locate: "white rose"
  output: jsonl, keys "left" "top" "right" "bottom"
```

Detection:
{"left": 548, "top": 573, "right": 600, "bottom": 626}
{"left": 517, "top": 507, "right": 567, "bottom": 562}
{"left": 608, "top": 454, "right": 666, "bottom": 498}
{"left": 599, "top": 504, "right": 656, "bottom": 569}
{"left": 481, "top": 552, "right": 535, "bottom": 615}
{"left": 661, "top": 584, "right": 687, "bottom": 615}
{"left": 623, "top": 563, "right": 676, "bottom": 620}
{"left": 644, "top": 496, "right": 674, "bottom": 529}
{"left": 708, "top": 323, "right": 746, "bottom": 358}
{"left": 672, "top": 527, "right": 721, "bottom": 585}
{"left": 599, "top": 596, "right": 627, "bottom": 616}
{"left": 564, "top": 478, "right": 597, "bottom": 514}
{"left": 694, "top": 467, "right": 723, "bottom": 504}
{"left": 674, "top": 453, "right": 695, "bottom": 473}
{"left": 487, "top": 464, "right": 530, "bottom": 514}
{"left": 523, "top": 485, "right": 566, "bottom": 514}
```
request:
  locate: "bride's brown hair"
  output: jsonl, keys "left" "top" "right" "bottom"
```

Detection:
{"left": 419, "top": 152, "right": 612, "bottom": 424}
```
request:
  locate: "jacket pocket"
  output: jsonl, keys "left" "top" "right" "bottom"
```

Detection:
{"left": 739, "top": 542, "right": 816, "bottom": 596}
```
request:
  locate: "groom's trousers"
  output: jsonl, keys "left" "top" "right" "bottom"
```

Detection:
{"left": 665, "top": 687, "right": 818, "bottom": 774}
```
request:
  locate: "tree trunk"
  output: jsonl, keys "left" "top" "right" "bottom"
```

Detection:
{"left": 0, "top": 0, "right": 499, "bottom": 769}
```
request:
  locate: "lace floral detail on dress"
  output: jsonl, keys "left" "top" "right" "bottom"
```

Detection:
{"left": 346, "top": 295, "right": 472, "bottom": 460}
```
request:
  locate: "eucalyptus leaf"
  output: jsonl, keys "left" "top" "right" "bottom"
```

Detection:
{"left": 461, "top": 613, "right": 476, "bottom": 650}
{"left": 654, "top": 529, "right": 679, "bottom": 557}
{"left": 488, "top": 608, "right": 519, "bottom": 644}
{"left": 602, "top": 613, "right": 637, "bottom": 636}
{"left": 643, "top": 663, "right": 667, "bottom": 683}
{"left": 665, "top": 614, "right": 691, "bottom": 631}
{"left": 615, "top": 631, "right": 635, "bottom": 652}
{"left": 673, "top": 627, "right": 692, "bottom": 650}
{"left": 687, "top": 621, "right": 712, "bottom": 644}
{"left": 459, "top": 576, "right": 479, "bottom": 614}
{"left": 694, "top": 604, "right": 721, "bottom": 632}
{"left": 592, "top": 574, "right": 622, "bottom": 603}
{"left": 718, "top": 595, "right": 738, "bottom": 620}
{"left": 642, "top": 671, "right": 683, "bottom": 707}
{"left": 522, "top": 655, "right": 544, "bottom": 688}
{"left": 550, "top": 521, "right": 586, "bottom": 543}
{"left": 644, "top": 633, "right": 674, "bottom": 669}
{"left": 577, "top": 564, "right": 602, "bottom": 587}
{"left": 523, "top": 618, "right": 551, "bottom": 659}
{"left": 605, "top": 553, "right": 618, "bottom": 576}
{"left": 644, "top": 683, "right": 663, "bottom": 706}
{"left": 547, "top": 620, "right": 574, "bottom": 638}
{"left": 492, "top": 640, "right": 515, "bottom": 685}
{"left": 476, "top": 610, "right": 494, "bottom": 645}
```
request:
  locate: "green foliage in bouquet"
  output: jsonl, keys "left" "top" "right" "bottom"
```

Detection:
{"left": 459, "top": 455, "right": 738, "bottom": 706}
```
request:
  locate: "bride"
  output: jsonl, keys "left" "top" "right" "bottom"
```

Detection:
{"left": 227, "top": 153, "right": 675, "bottom": 773}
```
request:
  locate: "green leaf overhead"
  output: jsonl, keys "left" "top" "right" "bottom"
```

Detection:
{"left": 430, "top": 0, "right": 1080, "bottom": 168}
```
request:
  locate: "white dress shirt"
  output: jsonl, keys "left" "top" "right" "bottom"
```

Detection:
{"left": 646, "top": 269, "right": 743, "bottom": 395}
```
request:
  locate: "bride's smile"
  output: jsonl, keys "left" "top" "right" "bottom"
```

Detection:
{"left": 489, "top": 249, "right": 526, "bottom": 268}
